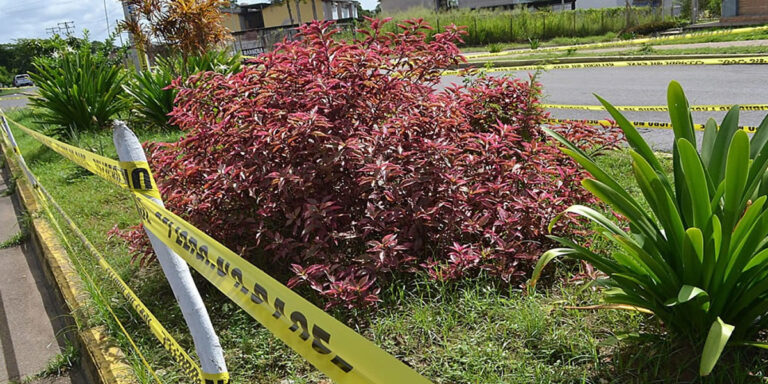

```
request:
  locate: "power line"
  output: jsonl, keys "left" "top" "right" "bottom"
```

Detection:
{"left": 58, "top": 21, "right": 76, "bottom": 36}
{"left": 45, "top": 26, "right": 62, "bottom": 36}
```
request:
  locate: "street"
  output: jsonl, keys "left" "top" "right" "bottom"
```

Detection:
{"left": 441, "top": 64, "right": 768, "bottom": 151}
{"left": 5, "top": 66, "right": 768, "bottom": 153}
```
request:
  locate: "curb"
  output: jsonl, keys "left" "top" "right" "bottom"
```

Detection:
{"left": 461, "top": 53, "right": 768, "bottom": 68}
{"left": 1, "top": 142, "right": 138, "bottom": 384}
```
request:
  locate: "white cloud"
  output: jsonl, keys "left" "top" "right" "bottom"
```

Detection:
{"left": 0, "top": 0, "right": 126, "bottom": 43}
{"left": 0, "top": 0, "right": 379, "bottom": 44}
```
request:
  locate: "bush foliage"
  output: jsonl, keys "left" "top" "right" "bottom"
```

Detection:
{"left": 122, "top": 19, "right": 617, "bottom": 308}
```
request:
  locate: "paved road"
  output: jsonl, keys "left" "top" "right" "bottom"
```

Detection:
{"left": 0, "top": 90, "right": 32, "bottom": 110}
{"left": 441, "top": 64, "right": 768, "bottom": 151}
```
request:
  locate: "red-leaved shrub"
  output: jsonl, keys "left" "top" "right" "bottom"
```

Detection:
{"left": 120, "top": 19, "right": 618, "bottom": 308}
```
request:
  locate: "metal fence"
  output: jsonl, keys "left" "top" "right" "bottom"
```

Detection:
{"left": 232, "top": 19, "right": 360, "bottom": 56}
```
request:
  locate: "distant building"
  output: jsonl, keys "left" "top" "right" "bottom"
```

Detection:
{"left": 722, "top": 0, "right": 768, "bottom": 23}
{"left": 224, "top": 1, "right": 360, "bottom": 56}
{"left": 223, "top": 0, "right": 359, "bottom": 31}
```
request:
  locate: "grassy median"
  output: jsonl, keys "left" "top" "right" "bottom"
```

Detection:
{"left": 4, "top": 108, "right": 768, "bottom": 383}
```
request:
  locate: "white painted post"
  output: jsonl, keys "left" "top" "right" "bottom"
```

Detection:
{"left": 112, "top": 121, "right": 228, "bottom": 382}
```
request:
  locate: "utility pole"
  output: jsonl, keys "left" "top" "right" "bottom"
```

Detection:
{"left": 121, "top": 1, "right": 149, "bottom": 73}
{"left": 58, "top": 21, "right": 75, "bottom": 36}
{"left": 45, "top": 27, "right": 61, "bottom": 36}
{"left": 103, "top": 0, "right": 111, "bottom": 34}
{"left": 691, "top": 0, "right": 699, "bottom": 24}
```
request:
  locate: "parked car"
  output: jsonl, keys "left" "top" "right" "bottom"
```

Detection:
{"left": 12, "top": 74, "right": 33, "bottom": 87}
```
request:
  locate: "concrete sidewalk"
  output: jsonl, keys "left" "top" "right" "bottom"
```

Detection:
{"left": 0, "top": 163, "right": 84, "bottom": 383}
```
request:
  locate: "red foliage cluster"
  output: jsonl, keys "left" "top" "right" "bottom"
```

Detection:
{"left": 121, "top": 19, "right": 619, "bottom": 308}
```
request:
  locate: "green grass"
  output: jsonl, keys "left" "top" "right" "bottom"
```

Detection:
{"left": 4, "top": 109, "right": 768, "bottom": 383}
{"left": 376, "top": 7, "right": 665, "bottom": 47}
{"left": 0, "top": 89, "right": 20, "bottom": 97}
{"left": 36, "top": 340, "right": 79, "bottom": 378}
{"left": 466, "top": 45, "right": 768, "bottom": 66}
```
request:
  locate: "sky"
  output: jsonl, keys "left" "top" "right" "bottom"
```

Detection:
{"left": 0, "top": 0, "right": 380, "bottom": 44}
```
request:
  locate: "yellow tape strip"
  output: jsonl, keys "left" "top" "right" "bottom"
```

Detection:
{"left": 1, "top": 114, "right": 203, "bottom": 382}
{"left": 464, "top": 24, "right": 768, "bottom": 59}
{"left": 36, "top": 185, "right": 201, "bottom": 382}
{"left": 542, "top": 103, "right": 768, "bottom": 112}
{"left": 36, "top": 191, "right": 164, "bottom": 384}
{"left": 131, "top": 192, "right": 430, "bottom": 384}
{"left": 444, "top": 55, "right": 768, "bottom": 75}
{"left": 3, "top": 111, "right": 429, "bottom": 383}
{"left": 0, "top": 96, "right": 27, "bottom": 101}
{"left": 202, "top": 372, "right": 231, "bottom": 384}
{"left": 0, "top": 86, "right": 35, "bottom": 91}
{"left": 544, "top": 117, "right": 758, "bottom": 133}
{"left": 6, "top": 118, "right": 161, "bottom": 199}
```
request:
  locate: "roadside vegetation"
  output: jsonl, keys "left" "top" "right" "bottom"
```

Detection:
{"left": 464, "top": 24, "right": 768, "bottom": 61}
{"left": 8, "top": 4, "right": 768, "bottom": 384}
{"left": 376, "top": 6, "right": 670, "bottom": 47}
{"left": 9, "top": 106, "right": 768, "bottom": 382}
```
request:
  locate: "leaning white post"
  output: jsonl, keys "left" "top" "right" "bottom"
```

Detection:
{"left": 113, "top": 121, "right": 228, "bottom": 383}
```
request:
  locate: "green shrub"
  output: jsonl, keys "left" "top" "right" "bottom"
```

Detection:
{"left": 124, "top": 50, "right": 242, "bottom": 129}
{"left": 532, "top": 81, "right": 768, "bottom": 376}
{"left": 30, "top": 49, "right": 128, "bottom": 139}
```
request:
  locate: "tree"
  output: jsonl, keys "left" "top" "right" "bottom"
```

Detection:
{"left": 120, "top": 0, "right": 232, "bottom": 57}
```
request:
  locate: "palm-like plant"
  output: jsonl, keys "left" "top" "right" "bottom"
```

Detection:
{"left": 124, "top": 50, "right": 242, "bottom": 129}
{"left": 532, "top": 81, "right": 768, "bottom": 376}
{"left": 30, "top": 49, "right": 129, "bottom": 139}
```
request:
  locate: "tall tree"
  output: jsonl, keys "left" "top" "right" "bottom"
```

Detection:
{"left": 120, "top": 0, "right": 232, "bottom": 57}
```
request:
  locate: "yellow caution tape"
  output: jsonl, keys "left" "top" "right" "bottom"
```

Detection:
{"left": 444, "top": 55, "right": 768, "bottom": 75}
{"left": 202, "top": 372, "right": 231, "bottom": 384}
{"left": 35, "top": 192, "right": 165, "bottom": 384}
{"left": 541, "top": 103, "right": 768, "bottom": 112}
{"left": 0, "top": 120, "right": 203, "bottom": 382}
{"left": 0, "top": 86, "right": 35, "bottom": 91}
{"left": 3, "top": 114, "right": 430, "bottom": 383}
{"left": 464, "top": 25, "right": 768, "bottom": 59}
{"left": 7, "top": 120, "right": 161, "bottom": 199}
{"left": 0, "top": 96, "right": 27, "bottom": 101}
{"left": 544, "top": 117, "right": 758, "bottom": 133}
{"left": 131, "top": 192, "right": 430, "bottom": 384}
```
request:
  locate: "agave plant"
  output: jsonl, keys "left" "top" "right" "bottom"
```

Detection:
{"left": 532, "top": 81, "right": 768, "bottom": 375}
{"left": 124, "top": 50, "right": 242, "bottom": 129}
{"left": 30, "top": 49, "right": 129, "bottom": 139}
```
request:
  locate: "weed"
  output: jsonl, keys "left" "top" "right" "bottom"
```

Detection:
{"left": 0, "top": 212, "right": 29, "bottom": 248}
{"left": 487, "top": 42, "right": 503, "bottom": 53}
{"left": 35, "top": 341, "right": 78, "bottom": 377}
{"left": 1, "top": 174, "right": 16, "bottom": 197}
{"left": 528, "top": 36, "right": 541, "bottom": 49}
{"left": 637, "top": 42, "right": 655, "bottom": 54}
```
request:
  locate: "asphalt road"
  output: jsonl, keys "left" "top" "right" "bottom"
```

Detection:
{"left": 3, "top": 67, "right": 767, "bottom": 152}
{"left": 441, "top": 64, "right": 768, "bottom": 152}
{"left": 0, "top": 90, "right": 32, "bottom": 110}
